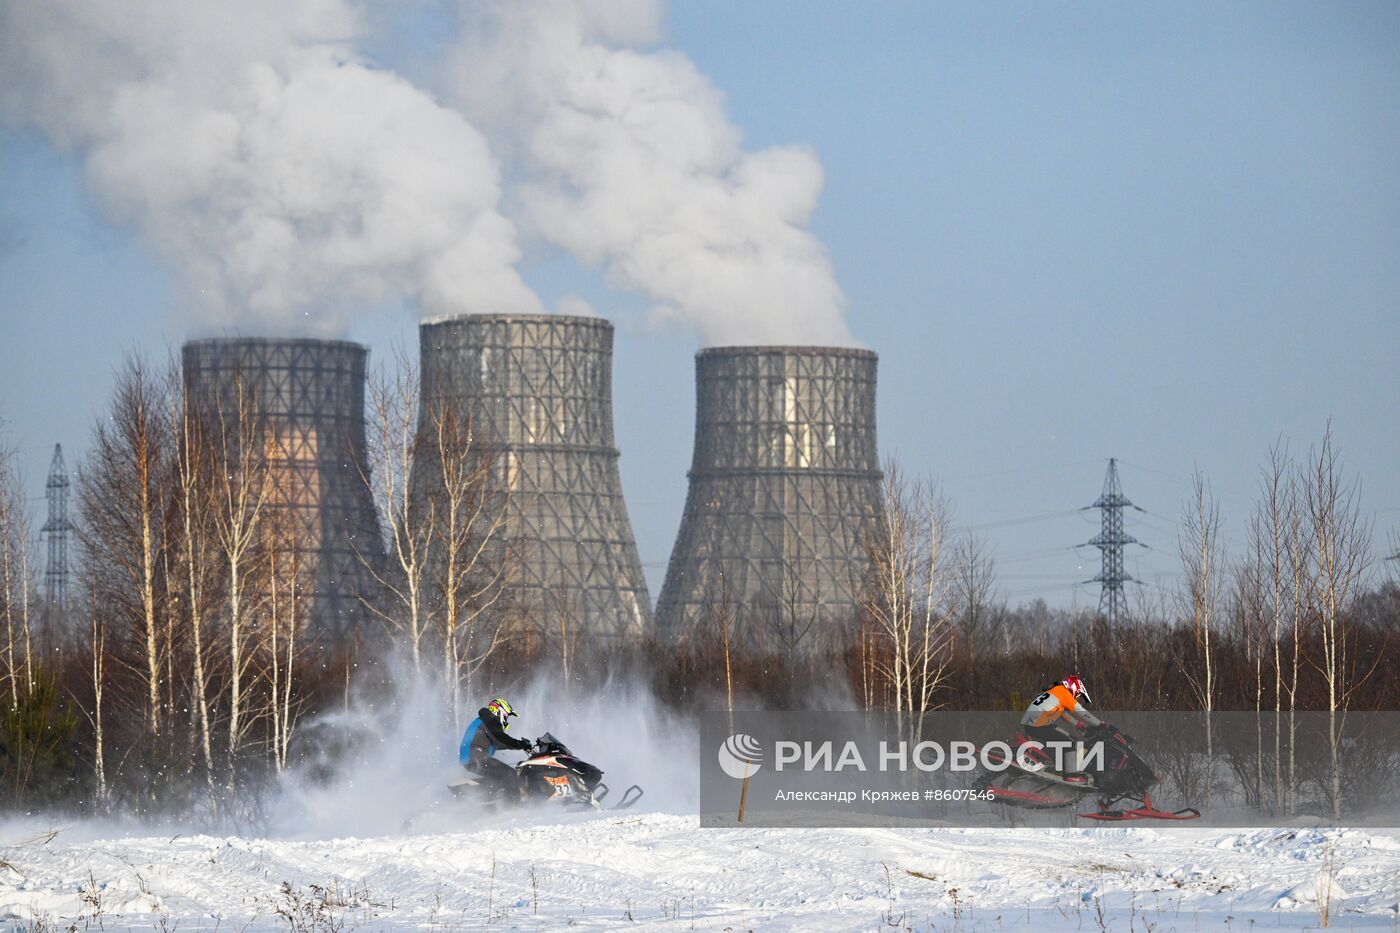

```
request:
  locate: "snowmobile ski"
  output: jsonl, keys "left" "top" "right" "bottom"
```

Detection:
{"left": 1080, "top": 805, "right": 1201, "bottom": 822}
{"left": 586, "top": 780, "right": 645, "bottom": 810}
{"left": 1081, "top": 791, "right": 1200, "bottom": 822}
{"left": 611, "top": 784, "right": 644, "bottom": 810}
{"left": 1080, "top": 788, "right": 1200, "bottom": 821}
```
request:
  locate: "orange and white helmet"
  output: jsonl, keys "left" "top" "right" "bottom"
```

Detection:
{"left": 1061, "top": 676, "right": 1091, "bottom": 703}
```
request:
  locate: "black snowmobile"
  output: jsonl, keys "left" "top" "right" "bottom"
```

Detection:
{"left": 974, "top": 723, "right": 1199, "bottom": 822}
{"left": 453, "top": 732, "right": 643, "bottom": 811}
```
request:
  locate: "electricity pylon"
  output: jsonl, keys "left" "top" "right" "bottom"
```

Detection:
{"left": 1082, "top": 458, "right": 1146, "bottom": 626}
{"left": 41, "top": 443, "right": 74, "bottom": 620}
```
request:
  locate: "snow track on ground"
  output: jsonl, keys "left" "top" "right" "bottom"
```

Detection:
{"left": 3, "top": 813, "right": 1399, "bottom": 930}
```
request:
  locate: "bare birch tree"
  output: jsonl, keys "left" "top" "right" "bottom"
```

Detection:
{"left": 862, "top": 464, "right": 956, "bottom": 729}
{"left": 953, "top": 533, "right": 1001, "bottom": 700}
{"left": 1302, "top": 429, "right": 1373, "bottom": 820}
{"left": 1249, "top": 442, "right": 1296, "bottom": 812}
{"left": 1176, "top": 470, "right": 1222, "bottom": 811}
{"left": 1232, "top": 547, "right": 1268, "bottom": 808}
{"left": 766, "top": 556, "right": 818, "bottom": 669}
{"left": 207, "top": 371, "right": 270, "bottom": 784}
{"left": 77, "top": 356, "right": 172, "bottom": 737}
{"left": 360, "top": 346, "right": 435, "bottom": 668}
{"left": 1285, "top": 486, "right": 1308, "bottom": 816}
{"left": 426, "top": 398, "right": 510, "bottom": 725}
{"left": 0, "top": 441, "right": 35, "bottom": 709}
{"left": 703, "top": 573, "right": 741, "bottom": 719}
{"left": 171, "top": 372, "right": 218, "bottom": 795}
{"left": 554, "top": 591, "right": 581, "bottom": 696}
{"left": 855, "top": 618, "right": 879, "bottom": 710}
{"left": 88, "top": 589, "right": 108, "bottom": 812}
{"left": 265, "top": 511, "right": 308, "bottom": 774}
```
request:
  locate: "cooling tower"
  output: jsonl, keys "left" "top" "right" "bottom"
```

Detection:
{"left": 416, "top": 314, "right": 651, "bottom": 638}
{"left": 656, "top": 347, "right": 882, "bottom": 648}
{"left": 182, "top": 338, "right": 385, "bottom": 641}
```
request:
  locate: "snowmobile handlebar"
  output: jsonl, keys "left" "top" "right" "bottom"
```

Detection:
{"left": 1087, "top": 723, "right": 1135, "bottom": 746}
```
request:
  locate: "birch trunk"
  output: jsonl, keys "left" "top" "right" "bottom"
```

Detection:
{"left": 176, "top": 400, "right": 217, "bottom": 797}
{"left": 1302, "top": 429, "right": 1371, "bottom": 823}
{"left": 1177, "top": 471, "right": 1221, "bottom": 813}
{"left": 210, "top": 374, "right": 269, "bottom": 790}
{"left": 92, "top": 602, "right": 108, "bottom": 812}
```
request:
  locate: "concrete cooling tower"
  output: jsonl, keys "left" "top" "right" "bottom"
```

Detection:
{"left": 182, "top": 338, "right": 385, "bottom": 641}
{"left": 656, "top": 346, "right": 883, "bottom": 649}
{"left": 416, "top": 314, "right": 651, "bottom": 639}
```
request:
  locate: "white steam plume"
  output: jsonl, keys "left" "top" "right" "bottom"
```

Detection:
{"left": 0, "top": 1, "right": 542, "bottom": 334}
{"left": 444, "top": 0, "right": 854, "bottom": 347}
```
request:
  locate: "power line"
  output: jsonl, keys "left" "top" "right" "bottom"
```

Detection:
{"left": 994, "top": 545, "right": 1085, "bottom": 566}
{"left": 962, "top": 508, "right": 1083, "bottom": 532}
{"left": 1115, "top": 458, "right": 1193, "bottom": 486}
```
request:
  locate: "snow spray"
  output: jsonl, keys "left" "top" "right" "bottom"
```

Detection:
{"left": 267, "top": 656, "right": 699, "bottom": 838}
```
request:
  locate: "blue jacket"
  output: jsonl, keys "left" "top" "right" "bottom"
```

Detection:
{"left": 459, "top": 718, "right": 488, "bottom": 765}
{"left": 459, "top": 707, "right": 531, "bottom": 766}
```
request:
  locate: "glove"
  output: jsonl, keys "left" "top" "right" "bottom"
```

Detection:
{"left": 1097, "top": 724, "right": 1133, "bottom": 744}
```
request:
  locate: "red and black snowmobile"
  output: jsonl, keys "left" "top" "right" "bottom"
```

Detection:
{"left": 974, "top": 723, "right": 1199, "bottom": 822}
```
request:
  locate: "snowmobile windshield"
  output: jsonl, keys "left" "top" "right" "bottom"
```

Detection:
{"left": 537, "top": 732, "right": 572, "bottom": 756}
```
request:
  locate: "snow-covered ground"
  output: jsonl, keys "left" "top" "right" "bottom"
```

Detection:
{"left": 3, "top": 810, "right": 1399, "bottom": 931}
{"left": 7, "top": 683, "right": 1394, "bottom": 930}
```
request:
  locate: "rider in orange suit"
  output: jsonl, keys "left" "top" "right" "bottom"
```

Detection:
{"left": 1020, "top": 675, "right": 1102, "bottom": 756}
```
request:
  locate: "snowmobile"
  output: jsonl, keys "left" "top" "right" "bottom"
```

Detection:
{"left": 451, "top": 732, "right": 644, "bottom": 811}
{"left": 974, "top": 723, "right": 1200, "bottom": 822}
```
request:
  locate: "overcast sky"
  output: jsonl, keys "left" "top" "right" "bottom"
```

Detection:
{"left": 1, "top": 1, "right": 1397, "bottom": 609}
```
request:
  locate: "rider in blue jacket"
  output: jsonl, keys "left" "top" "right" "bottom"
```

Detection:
{"left": 459, "top": 698, "right": 533, "bottom": 797}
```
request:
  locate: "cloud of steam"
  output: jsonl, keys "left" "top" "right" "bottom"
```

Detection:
{"left": 443, "top": 0, "right": 855, "bottom": 347}
{"left": 0, "top": 0, "right": 542, "bottom": 335}
{"left": 0, "top": 1, "right": 854, "bottom": 345}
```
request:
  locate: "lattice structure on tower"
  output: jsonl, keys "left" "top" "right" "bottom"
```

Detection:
{"left": 1083, "top": 458, "right": 1145, "bottom": 626}
{"left": 415, "top": 314, "right": 651, "bottom": 640}
{"left": 656, "top": 347, "right": 884, "bottom": 651}
{"left": 182, "top": 338, "right": 386, "bottom": 642}
{"left": 41, "top": 443, "right": 74, "bottom": 622}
